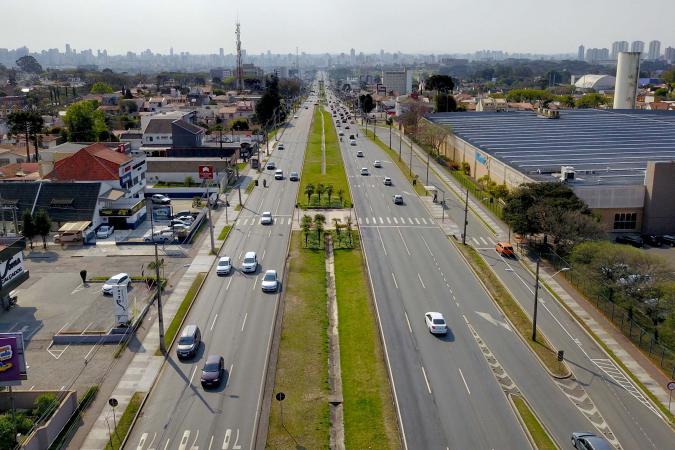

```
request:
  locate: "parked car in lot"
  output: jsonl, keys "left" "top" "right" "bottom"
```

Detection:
{"left": 260, "top": 211, "right": 273, "bottom": 225}
{"left": 640, "top": 234, "right": 662, "bottom": 247}
{"left": 425, "top": 312, "right": 448, "bottom": 335}
{"left": 662, "top": 235, "right": 675, "bottom": 246}
{"left": 171, "top": 223, "right": 191, "bottom": 234}
{"left": 275, "top": 169, "right": 284, "bottom": 180}
{"left": 170, "top": 218, "right": 192, "bottom": 227}
{"left": 176, "top": 324, "right": 201, "bottom": 359}
{"left": 96, "top": 225, "right": 114, "bottom": 239}
{"left": 174, "top": 210, "right": 194, "bottom": 219}
{"left": 393, "top": 194, "right": 403, "bottom": 205}
{"left": 289, "top": 171, "right": 299, "bottom": 181}
{"left": 383, "top": 176, "right": 392, "bottom": 186}
{"left": 570, "top": 432, "right": 613, "bottom": 450}
{"left": 201, "top": 355, "right": 225, "bottom": 388}
{"left": 102, "top": 273, "right": 130, "bottom": 295}
{"left": 144, "top": 230, "right": 173, "bottom": 243}
{"left": 217, "top": 256, "right": 232, "bottom": 276}
{"left": 360, "top": 167, "right": 369, "bottom": 176}
{"left": 261, "top": 270, "right": 279, "bottom": 292}
{"left": 495, "top": 241, "right": 515, "bottom": 257}
{"left": 242, "top": 251, "right": 258, "bottom": 273}
{"left": 151, "top": 194, "right": 171, "bottom": 205}
{"left": 615, "top": 235, "right": 643, "bottom": 248}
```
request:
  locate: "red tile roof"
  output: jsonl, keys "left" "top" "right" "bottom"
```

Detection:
{"left": 47, "top": 143, "right": 131, "bottom": 181}
{"left": 0, "top": 163, "right": 39, "bottom": 180}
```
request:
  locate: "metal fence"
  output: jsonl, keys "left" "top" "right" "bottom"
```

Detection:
{"left": 446, "top": 168, "right": 505, "bottom": 220}
{"left": 532, "top": 244, "right": 675, "bottom": 379}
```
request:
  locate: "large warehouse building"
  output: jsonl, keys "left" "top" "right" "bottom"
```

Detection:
{"left": 427, "top": 110, "right": 675, "bottom": 234}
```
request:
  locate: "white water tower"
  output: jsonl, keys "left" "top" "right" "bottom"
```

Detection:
{"left": 613, "top": 52, "right": 640, "bottom": 109}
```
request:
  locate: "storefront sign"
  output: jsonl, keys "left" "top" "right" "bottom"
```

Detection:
{"left": 112, "top": 285, "right": 130, "bottom": 325}
{"left": 0, "top": 253, "right": 25, "bottom": 287}
{"left": 0, "top": 333, "right": 27, "bottom": 385}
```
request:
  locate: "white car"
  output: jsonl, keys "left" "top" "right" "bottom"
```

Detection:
{"left": 216, "top": 256, "right": 232, "bottom": 276}
{"left": 393, "top": 194, "right": 404, "bottom": 205}
{"left": 102, "top": 273, "right": 131, "bottom": 295}
{"left": 293, "top": 115, "right": 298, "bottom": 118}
{"left": 373, "top": 160, "right": 382, "bottom": 168}
{"left": 261, "top": 270, "right": 279, "bottom": 292}
{"left": 260, "top": 211, "right": 273, "bottom": 225}
{"left": 275, "top": 169, "right": 284, "bottom": 180}
{"left": 96, "top": 225, "right": 114, "bottom": 238}
{"left": 242, "top": 251, "right": 258, "bottom": 273}
{"left": 151, "top": 194, "right": 171, "bottom": 205}
{"left": 360, "top": 167, "right": 369, "bottom": 176}
{"left": 356, "top": 150, "right": 364, "bottom": 157}
{"left": 425, "top": 312, "right": 448, "bottom": 335}
{"left": 383, "top": 176, "right": 392, "bottom": 186}
{"left": 350, "top": 139, "right": 357, "bottom": 146}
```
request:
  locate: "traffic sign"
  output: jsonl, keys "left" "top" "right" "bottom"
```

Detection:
{"left": 275, "top": 392, "right": 285, "bottom": 401}
{"left": 667, "top": 381, "right": 675, "bottom": 391}
{"left": 199, "top": 165, "right": 214, "bottom": 180}
{"left": 108, "top": 398, "right": 118, "bottom": 407}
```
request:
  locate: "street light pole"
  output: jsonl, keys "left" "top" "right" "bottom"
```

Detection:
{"left": 408, "top": 135, "right": 413, "bottom": 176}
{"left": 155, "top": 242, "right": 165, "bottom": 354}
{"left": 398, "top": 126, "right": 402, "bottom": 161}
{"left": 462, "top": 188, "right": 469, "bottom": 245}
{"left": 532, "top": 258, "right": 540, "bottom": 342}
{"left": 426, "top": 151, "right": 430, "bottom": 185}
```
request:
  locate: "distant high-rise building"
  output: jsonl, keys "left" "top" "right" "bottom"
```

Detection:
{"left": 665, "top": 46, "right": 675, "bottom": 63}
{"left": 647, "top": 40, "right": 661, "bottom": 60}
{"left": 585, "top": 47, "right": 609, "bottom": 63}
{"left": 611, "top": 41, "right": 629, "bottom": 59}
{"left": 170, "top": 47, "right": 174, "bottom": 56}
{"left": 631, "top": 40, "right": 644, "bottom": 54}
{"left": 65, "top": 43, "right": 71, "bottom": 54}
{"left": 350, "top": 48, "right": 355, "bottom": 64}
{"left": 219, "top": 47, "right": 224, "bottom": 57}
{"left": 382, "top": 68, "right": 412, "bottom": 95}
{"left": 578, "top": 45, "right": 585, "bottom": 61}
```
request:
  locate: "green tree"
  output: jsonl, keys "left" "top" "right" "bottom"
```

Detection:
{"left": 301, "top": 215, "right": 313, "bottom": 247}
{"left": 33, "top": 210, "right": 52, "bottom": 249}
{"left": 556, "top": 95, "right": 575, "bottom": 107}
{"left": 661, "top": 68, "right": 675, "bottom": 94}
{"left": 425, "top": 74, "right": 455, "bottom": 92}
{"left": 15, "top": 55, "right": 42, "bottom": 73}
{"left": 316, "top": 183, "right": 325, "bottom": 204}
{"left": 90, "top": 82, "right": 114, "bottom": 94}
{"left": 314, "top": 213, "right": 326, "bottom": 241}
{"left": 337, "top": 188, "right": 345, "bottom": 206}
{"left": 33, "top": 393, "right": 58, "bottom": 420}
{"left": 7, "top": 111, "right": 43, "bottom": 161}
{"left": 255, "top": 75, "right": 283, "bottom": 127}
{"left": 575, "top": 93, "right": 609, "bottom": 109}
{"left": 21, "top": 210, "right": 36, "bottom": 249}
{"left": 304, "top": 183, "right": 315, "bottom": 205}
{"left": 506, "top": 89, "right": 552, "bottom": 103}
{"left": 358, "top": 94, "right": 375, "bottom": 114}
{"left": 435, "top": 92, "right": 457, "bottom": 112}
{"left": 325, "top": 184, "right": 334, "bottom": 205}
{"left": 230, "top": 118, "right": 249, "bottom": 130}
{"left": 345, "top": 216, "right": 353, "bottom": 246}
{"left": 0, "top": 415, "right": 17, "bottom": 449}
{"left": 64, "top": 100, "right": 107, "bottom": 141}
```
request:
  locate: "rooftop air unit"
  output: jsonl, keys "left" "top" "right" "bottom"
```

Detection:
{"left": 560, "top": 166, "right": 575, "bottom": 182}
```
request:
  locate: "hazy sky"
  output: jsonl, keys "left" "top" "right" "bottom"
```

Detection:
{"left": 3, "top": 0, "right": 675, "bottom": 55}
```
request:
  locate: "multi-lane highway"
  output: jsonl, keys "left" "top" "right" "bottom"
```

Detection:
{"left": 126, "top": 90, "right": 316, "bottom": 450}
{"left": 363, "top": 108, "right": 675, "bottom": 448}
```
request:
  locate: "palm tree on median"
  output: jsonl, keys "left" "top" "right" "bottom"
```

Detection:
{"left": 316, "top": 183, "right": 325, "bottom": 205}
{"left": 326, "top": 184, "right": 334, "bottom": 206}
{"left": 301, "top": 215, "right": 313, "bottom": 247}
{"left": 304, "top": 183, "right": 315, "bottom": 206}
{"left": 314, "top": 213, "right": 326, "bottom": 243}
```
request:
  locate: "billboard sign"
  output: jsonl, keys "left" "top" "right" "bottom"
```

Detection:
{"left": 112, "top": 284, "right": 130, "bottom": 325}
{"left": 199, "top": 165, "right": 214, "bottom": 180}
{"left": 0, "top": 333, "right": 27, "bottom": 385}
{"left": 1, "top": 252, "right": 25, "bottom": 287}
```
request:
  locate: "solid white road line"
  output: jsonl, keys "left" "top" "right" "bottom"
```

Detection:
{"left": 227, "top": 364, "right": 233, "bottom": 387}
{"left": 404, "top": 311, "right": 412, "bottom": 334}
{"left": 163, "top": 438, "right": 171, "bottom": 450}
{"left": 241, "top": 313, "right": 248, "bottom": 331}
{"left": 262, "top": 249, "right": 266, "bottom": 261}
{"left": 458, "top": 368, "right": 471, "bottom": 395}
{"left": 398, "top": 228, "right": 411, "bottom": 256}
{"left": 420, "top": 234, "right": 434, "bottom": 257}
{"left": 226, "top": 278, "right": 232, "bottom": 290}
{"left": 421, "top": 366, "right": 432, "bottom": 394}
{"left": 208, "top": 435, "right": 214, "bottom": 450}
{"left": 376, "top": 227, "right": 388, "bottom": 256}
{"left": 418, "top": 273, "right": 426, "bottom": 289}
{"left": 391, "top": 272, "right": 399, "bottom": 289}
{"left": 210, "top": 314, "right": 218, "bottom": 331}
{"left": 189, "top": 367, "right": 198, "bottom": 385}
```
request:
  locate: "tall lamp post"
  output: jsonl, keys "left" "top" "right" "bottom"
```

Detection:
{"left": 146, "top": 199, "right": 166, "bottom": 354}
{"left": 532, "top": 264, "right": 569, "bottom": 341}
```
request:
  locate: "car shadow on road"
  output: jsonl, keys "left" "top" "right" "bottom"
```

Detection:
{"left": 435, "top": 328, "right": 456, "bottom": 343}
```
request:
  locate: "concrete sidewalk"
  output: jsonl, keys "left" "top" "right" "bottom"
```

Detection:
{"left": 372, "top": 124, "right": 674, "bottom": 412}
{"left": 80, "top": 166, "right": 258, "bottom": 450}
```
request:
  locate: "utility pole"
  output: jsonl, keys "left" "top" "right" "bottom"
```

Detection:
{"left": 532, "top": 258, "right": 540, "bottom": 342}
{"left": 426, "top": 151, "right": 430, "bottom": 186}
{"left": 206, "top": 181, "right": 215, "bottom": 254}
{"left": 408, "top": 135, "right": 413, "bottom": 176}
{"left": 398, "top": 126, "right": 402, "bottom": 161}
{"left": 389, "top": 121, "right": 392, "bottom": 149}
{"left": 462, "top": 188, "right": 469, "bottom": 245}
{"left": 146, "top": 199, "right": 166, "bottom": 353}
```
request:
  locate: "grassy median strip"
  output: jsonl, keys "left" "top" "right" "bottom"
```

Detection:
{"left": 363, "top": 129, "right": 426, "bottom": 196}
{"left": 103, "top": 391, "right": 145, "bottom": 450}
{"left": 217, "top": 224, "right": 232, "bottom": 241}
{"left": 267, "top": 232, "right": 330, "bottom": 448}
{"left": 511, "top": 395, "right": 558, "bottom": 450}
{"left": 298, "top": 108, "right": 352, "bottom": 208}
{"left": 457, "top": 244, "right": 569, "bottom": 377}
{"left": 333, "top": 233, "right": 401, "bottom": 449}
{"left": 159, "top": 272, "right": 206, "bottom": 354}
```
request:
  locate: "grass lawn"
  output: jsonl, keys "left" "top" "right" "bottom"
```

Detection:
{"left": 333, "top": 233, "right": 401, "bottom": 449}
{"left": 363, "top": 129, "right": 426, "bottom": 196}
{"left": 266, "top": 232, "right": 330, "bottom": 448}
{"left": 217, "top": 225, "right": 232, "bottom": 241}
{"left": 297, "top": 108, "right": 352, "bottom": 208}
{"left": 511, "top": 395, "right": 557, "bottom": 450}
{"left": 160, "top": 273, "right": 206, "bottom": 354}
{"left": 103, "top": 392, "right": 145, "bottom": 450}
{"left": 457, "top": 244, "right": 569, "bottom": 377}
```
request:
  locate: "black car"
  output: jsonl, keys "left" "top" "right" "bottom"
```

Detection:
{"left": 641, "top": 234, "right": 662, "bottom": 247}
{"left": 200, "top": 355, "right": 225, "bottom": 388}
{"left": 615, "top": 235, "right": 643, "bottom": 248}
{"left": 661, "top": 235, "right": 675, "bottom": 246}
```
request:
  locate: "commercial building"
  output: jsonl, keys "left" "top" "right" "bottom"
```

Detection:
{"left": 630, "top": 40, "right": 645, "bottom": 54}
{"left": 647, "top": 40, "right": 661, "bottom": 60}
{"left": 382, "top": 69, "right": 413, "bottom": 96}
{"left": 577, "top": 45, "right": 585, "bottom": 61}
{"left": 427, "top": 110, "right": 675, "bottom": 234}
{"left": 611, "top": 41, "right": 629, "bottom": 59}
{"left": 574, "top": 74, "right": 616, "bottom": 91}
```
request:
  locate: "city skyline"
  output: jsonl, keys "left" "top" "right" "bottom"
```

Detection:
{"left": 2, "top": 0, "right": 675, "bottom": 55}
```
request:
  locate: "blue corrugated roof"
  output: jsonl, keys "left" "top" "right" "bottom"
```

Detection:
{"left": 428, "top": 109, "right": 675, "bottom": 186}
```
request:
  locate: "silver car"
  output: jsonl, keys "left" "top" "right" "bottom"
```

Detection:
{"left": 261, "top": 270, "right": 279, "bottom": 292}
{"left": 260, "top": 211, "right": 273, "bottom": 225}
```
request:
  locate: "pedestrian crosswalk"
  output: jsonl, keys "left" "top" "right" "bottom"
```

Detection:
{"left": 238, "top": 216, "right": 293, "bottom": 226}
{"left": 357, "top": 216, "right": 436, "bottom": 227}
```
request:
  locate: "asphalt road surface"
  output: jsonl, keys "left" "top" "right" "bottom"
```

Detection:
{"left": 125, "top": 89, "right": 317, "bottom": 450}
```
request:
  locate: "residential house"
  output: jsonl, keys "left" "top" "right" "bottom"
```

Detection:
{"left": 0, "top": 163, "right": 40, "bottom": 181}
{"left": 145, "top": 97, "right": 166, "bottom": 112}
{"left": 0, "top": 146, "right": 29, "bottom": 166}
{"left": 0, "top": 96, "right": 27, "bottom": 119}
{"left": 476, "top": 97, "right": 508, "bottom": 112}
{"left": 142, "top": 118, "right": 174, "bottom": 146}
{"left": 172, "top": 120, "right": 205, "bottom": 147}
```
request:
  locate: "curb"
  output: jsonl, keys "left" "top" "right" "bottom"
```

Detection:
{"left": 449, "top": 239, "right": 572, "bottom": 380}
{"left": 507, "top": 394, "right": 560, "bottom": 450}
